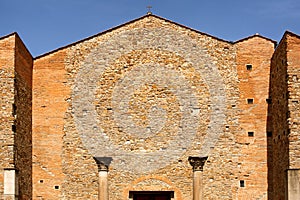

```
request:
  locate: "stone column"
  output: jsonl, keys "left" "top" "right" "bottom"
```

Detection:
{"left": 94, "top": 157, "right": 112, "bottom": 200}
{"left": 287, "top": 169, "right": 300, "bottom": 200}
{"left": 188, "top": 156, "right": 208, "bottom": 200}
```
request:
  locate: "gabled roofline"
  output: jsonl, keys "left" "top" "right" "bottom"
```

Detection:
{"left": 34, "top": 14, "right": 233, "bottom": 60}
{"left": 0, "top": 32, "right": 33, "bottom": 59}
{"left": 35, "top": 14, "right": 150, "bottom": 60}
{"left": 14, "top": 33, "right": 33, "bottom": 59}
{"left": 234, "top": 33, "right": 277, "bottom": 46}
{"left": 284, "top": 30, "right": 300, "bottom": 40}
{"left": 0, "top": 32, "right": 17, "bottom": 40}
{"left": 150, "top": 14, "right": 232, "bottom": 44}
{"left": 273, "top": 30, "right": 300, "bottom": 53}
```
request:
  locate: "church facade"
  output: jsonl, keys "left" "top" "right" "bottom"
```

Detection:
{"left": 0, "top": 14, "right": 300, "bottom": 200}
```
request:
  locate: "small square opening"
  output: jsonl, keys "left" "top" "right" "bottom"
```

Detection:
{"left": 54, "top": 186, "right": 59, "bottom": 190}
{"left": 246, "top": 64, "right": 252, "bottom": 71}
{"left": 12, "top": 125, "right": 16, "bottom": 132}
{"left": 240, "top": 180, "right": 245, "bottom": 187}
{"left": 247, "top": 99, "right": 254, "bottom": 104}
{"left": 248, "top": 132, "right": 254, "bottom": 137}
{"left": 267, "top": 132, "right": 272, "bottom": 137}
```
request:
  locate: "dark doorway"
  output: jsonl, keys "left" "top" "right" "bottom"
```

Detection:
{"left": 129, "top": 191, "right": 174, "bottom": 200}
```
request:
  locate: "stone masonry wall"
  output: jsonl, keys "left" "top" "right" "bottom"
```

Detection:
{"left": 286, "top": 33, "right": 300, "bottom": 169}
{"left": 0, "top": 33, "right": 33, "bottom": 199}
{"left": 0, "top": 34, "right": 17, "bottom": 199}
{"left": 14, "top": 34, "right": 33, "bottom": 199}
{"left": 31, "top": 15, "right": 276, "bottom": 199}
{"left": 65, "top": 15, "right": 240, "bottom": 200}
{"left": 235, "top": 36, "right": 275, "bottom": 200}
{"left": 269, "top": 32, "right": 300, "bottom": 200}
{"left": 269, "top": 34, "right": 289, "bottom": 200}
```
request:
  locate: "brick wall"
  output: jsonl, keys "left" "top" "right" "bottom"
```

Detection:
{"left": 14, "top": 34, "right": 33, "bottom": 199}
{"left": 269, "top": 34, "right": 289, "bottom": 200}
{"left": 235, "top": 36, "right": 275, "bottom": 199}
{"left": 269, "top": 32, "right": 300, "bottom": 199}
{"left": 33, "top": 50, "right": 69, "bottom": 199}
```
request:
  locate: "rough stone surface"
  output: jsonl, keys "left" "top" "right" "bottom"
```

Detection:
{"left": 65, "top": 16, "right": 235, "bottom": 200}
{"left": 286, "top": 34, "right": 300, "bottom": 169}
{"left": 0, "top": 34, "right": 15, "bottom": 199}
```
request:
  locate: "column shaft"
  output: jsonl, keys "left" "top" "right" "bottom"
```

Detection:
{"left": 99, "top": 171, "right": 108, "bottom": 200}
{"left": 193, "top": 170, "right": 203, "bottom": 200}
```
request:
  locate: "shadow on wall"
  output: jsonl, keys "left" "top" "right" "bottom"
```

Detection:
{"left": 267, "top": 38, "right": 289, "bottom": 200}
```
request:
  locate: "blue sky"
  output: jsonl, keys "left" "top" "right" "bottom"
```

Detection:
{"left": 1, "top": 0, "right": 299, "bottom": 57}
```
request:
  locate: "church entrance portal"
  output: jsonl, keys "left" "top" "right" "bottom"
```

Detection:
{"left": 129, "top": 191, "right": 174, "bottom": 200}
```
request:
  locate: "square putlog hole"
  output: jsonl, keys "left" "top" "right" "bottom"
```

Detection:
{"left": 246, "top": 64, "right": 252, "bottom": 71}
{"left": 247, "top": 99, "right": 254, "bottom": 104}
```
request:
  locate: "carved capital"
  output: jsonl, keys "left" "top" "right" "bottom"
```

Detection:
{"left": 188, "top": 156, "right": 208, "bottom": 171}
{"left": 93, "top": 157, "right": 113, "bottom": 172}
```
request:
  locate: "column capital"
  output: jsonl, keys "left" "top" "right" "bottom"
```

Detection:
{"left": 188, "top": 156, "right": 208, "bottom": 171}
{"left": 93, "top": 157, "right": 113, "bottom": 172}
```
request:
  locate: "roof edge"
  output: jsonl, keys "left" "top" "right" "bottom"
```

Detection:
{"left": 0, "top": 32, "right": 18, "bottom": 41}
{"left": 0, "top": 32, "right": 33, "bottom": 59}
{"left": 14, "top": 33, "right": 33, "bottom": 59}
{"left": 273, "top": 30, "right": 300, "bottom": 54}
{"left": 150, "top": 14, "right": 233, "bottom": 44}
{"left": 234, "top": 34, "right": 277, "bottom": 46}
{"left": 284, "top": 30, "right": 300, "bottom": 40}
{"left": 34, "top": 15, "right": 150, "bottom": 59}
{"left": 34, "top": 14, "right": 233, "bottom": 60}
